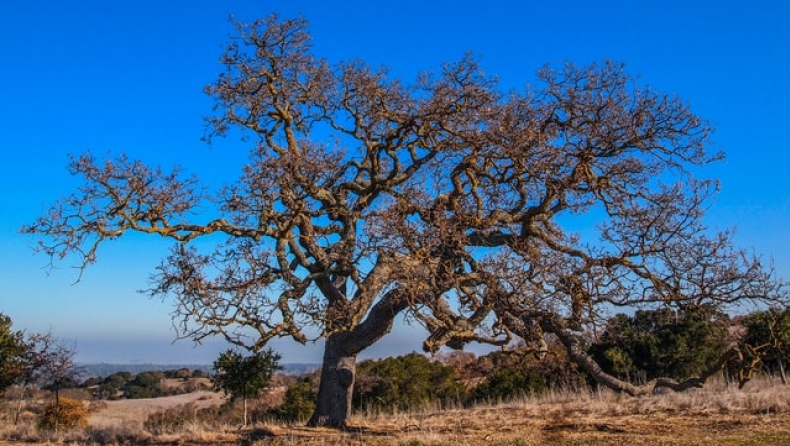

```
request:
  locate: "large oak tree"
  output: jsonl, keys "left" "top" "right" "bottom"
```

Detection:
{"left": 24, "top": 16, "right": 786, "bottom": 427}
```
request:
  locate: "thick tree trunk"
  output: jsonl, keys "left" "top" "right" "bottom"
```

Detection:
{"left": 307, "top": 332, "right": 357, "bottom": 428}
{"left": 307, "top": 289, "right": 410, "bottom": 428}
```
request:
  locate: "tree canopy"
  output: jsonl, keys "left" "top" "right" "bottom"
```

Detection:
{"left": 23, "top": 15, "right": 787, "bottom": 427}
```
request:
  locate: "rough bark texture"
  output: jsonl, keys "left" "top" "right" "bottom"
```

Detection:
{"left": 308, "top": 333, "right": 357, "bottom": 428}
{"left": 309, "top": 289, "right": 411, "bottom": 427}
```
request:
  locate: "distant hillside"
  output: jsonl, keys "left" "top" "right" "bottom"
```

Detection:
{"left": 78, "top": 362, "right": 319, "bottom": 379}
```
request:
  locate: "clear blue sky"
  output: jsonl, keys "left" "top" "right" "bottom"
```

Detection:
{"left": 1, "top": 1, "right": 788, "bottom": 364}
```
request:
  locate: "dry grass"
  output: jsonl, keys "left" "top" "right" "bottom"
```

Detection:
{"left": 3, "top": 376, "right": 790, "bottom": 445}
{"left": 89, "top": 390, "right": 225, "bottom": 429}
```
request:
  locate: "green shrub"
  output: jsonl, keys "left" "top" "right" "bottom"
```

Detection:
{"left": 123, "top": 371, "right": 164, "bottom": 399}
{"left": 353, "top": 353, "right": 466, "bottom": 412}
{"left": 589, "top": 307, "right": 730, "bottom": 381}
{"left": 740, "top": 308, "right": 790, "bottom": 375}
{"left": 269, "top": 380, "right": 316, "bottom": 423}
{"left": 472, "top": 368, "right": 547, "bottom": 402}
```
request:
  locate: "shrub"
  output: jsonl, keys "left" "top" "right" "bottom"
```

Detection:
{"left": 472, "top": 368, "right": 547, "bottom": 402}
{"left": 269, "top": 380, "right": 316, "bottom": 423}
{"left": 589, "top": 307, "right": 730, "bottom": 381}
{"left": 353, "top": 353, "right": 466, "bottom": 412}
{"left": 740, "top": 308, "right": 790, "bottom": 376}
{"left": 38, "top": 397, "right": 90, "bottom": 431}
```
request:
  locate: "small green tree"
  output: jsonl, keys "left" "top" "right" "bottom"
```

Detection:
{"left": 213, "top": 348, "right": 281, "bottom": 426}
{"left": 0, "top": 313, "right": 28, "bottom": 396}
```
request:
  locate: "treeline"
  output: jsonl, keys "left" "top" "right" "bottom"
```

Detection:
{"left": 80, "top": 368, "right": 212, "bottom": 399}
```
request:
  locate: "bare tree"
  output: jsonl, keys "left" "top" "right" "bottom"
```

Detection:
{"left": 23, "top": 16, "right": 786, "bottom": 427}
{"left": 389, "top": 62, "right": 787, "bottom": 394}
{"left": 10, "top": 332, "right": 78, "bottom": 428}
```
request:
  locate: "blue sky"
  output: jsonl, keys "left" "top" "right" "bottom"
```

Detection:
{"left": 1, "top": 1, "right": 788, "bottom": 364}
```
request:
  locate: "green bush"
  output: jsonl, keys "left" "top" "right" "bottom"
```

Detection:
{"left": 472, "top": 367, "right": 547, "bottom": 402}
{"left": 466, "top": 343, "right": 588, "bottom": 404}
{"left": 739, "top": 308, "right": 790, "bottom": 380}
{"left": 590, "top": 307, "right": 730, "bottom": 382}
{"left": 353, "top": 353, "right": 466, "bottom": 412}
{"left": 269, "top": 380, "right": 316, "bottom": 423}
{"left": 123, "top": 371, "right": 164, "bottom": 399}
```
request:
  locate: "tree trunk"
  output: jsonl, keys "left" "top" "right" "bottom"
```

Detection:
{"left": 14, "top": 384, "right": 27, "bottom": 426}
{"left": 778, "top": 358, "right": 787, "bottom": 385}
{"left": 307, "top": 332, "right": 357, "bottom": 428}
{"left": 54, "top": 388, "right": 60, "bottom": 435}
{"left": 242, "top": 397, "right": 248, "bottom": 427}
{"left": 307, "top": 289, "right": 411, "bottom": 428}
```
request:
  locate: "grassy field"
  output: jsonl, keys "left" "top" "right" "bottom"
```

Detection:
{"left": 3, "top": 376, "right": 790, "bottom": 445}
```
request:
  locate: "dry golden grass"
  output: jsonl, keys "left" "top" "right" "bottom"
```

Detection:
{"left": 3, "top": 376, "right": 790, "bottom": 445}
{"left": 89, "top": 390, "right": 225, "bottom": 429}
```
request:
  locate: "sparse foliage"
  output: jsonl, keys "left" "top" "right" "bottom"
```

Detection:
{"left": 23, "top": 14, "right": 787, "bottom": 427}
{"left": 143, "top": 403, "right": 199, "bottom": 435}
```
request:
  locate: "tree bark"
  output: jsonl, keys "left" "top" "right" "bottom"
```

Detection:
{"left": 307, "top": 289, "right": 410, "bottom": 428}
{"left": 307, "top": 332, "right": 357, "bottom": 428}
